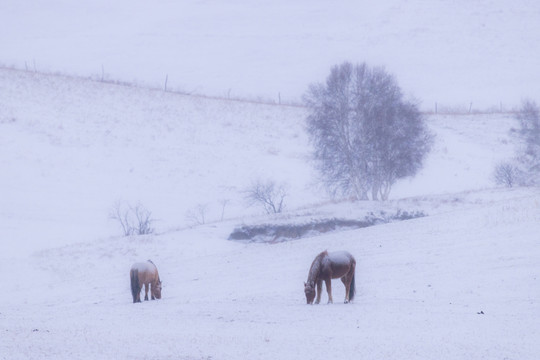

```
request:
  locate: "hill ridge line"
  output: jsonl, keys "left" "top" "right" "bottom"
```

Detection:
{"left": 1, "top": 65, "right": 520, "bottom": 115}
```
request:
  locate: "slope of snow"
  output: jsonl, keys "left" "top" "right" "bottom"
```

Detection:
{"left": 2, "top": 2, "right": 539, "bottom": 358}
{"left": 1, "top": 66, "right": 538, "bottom": 359}
{"left": 0, "top": 68, "right": 314, "bottom": 255}
{"left": 0, "top": 68, "right": 518, "bottom": 256}
{"left": 1, "top": 0, "right": 539, "bottom": 109}
{"left": 2, "top": 188, "right": 539, "bottom": 359}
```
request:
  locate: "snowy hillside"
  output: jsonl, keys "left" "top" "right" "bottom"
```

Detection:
{"left": 2, "top": 0, "right": 540, "bottom": 355}
{"left": 1, "top": 0, "right": 539, "bottom": 110}
{"left": 0, "top": 67, "right": 519, "bottom": 254}
{"left": 0, "top": 68, "right": 314, "bottom": 255}
{"left": 1, "top": 65, "right": 539, "bottom": 359}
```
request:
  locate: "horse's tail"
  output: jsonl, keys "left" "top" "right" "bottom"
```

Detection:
{"left": 349, "top": 273, "right": 356, "bottom": 302}
{"left": 130, "top": 268, "right": 139, "bottom": 303}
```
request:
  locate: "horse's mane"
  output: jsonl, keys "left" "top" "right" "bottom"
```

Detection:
{"left": 307, "top": 250, "right": 328, "bottom": 284}
{"left": 147, "top": 259, "right": 161, "bottom": 282}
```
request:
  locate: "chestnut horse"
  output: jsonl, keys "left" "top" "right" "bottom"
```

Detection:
{"left": 130, "top": 260, "right": 162, "bottom": 303}
{"left": 304, "top": 250, "right": 356, "bottom": 304}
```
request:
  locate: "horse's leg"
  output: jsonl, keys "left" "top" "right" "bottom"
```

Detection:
{"left": 325, "top": 278, "right": 333, "bottom": 304}
{"left": 136, "top": 280, "right": 142, "bottom": 303}
{"left": 341, "top": 276, "right": 350, "bottom": 303}
{"left": 144, "top": 283, "right": 149, "bottom": 301}
{"left": 342, "top": 263, "right": 356, "bottom": 303}
{"left": 151, "top": 282, "right": 155, "bottom": 300}
{"left": 315, "top": 280, "right": 323, "bottom": 304}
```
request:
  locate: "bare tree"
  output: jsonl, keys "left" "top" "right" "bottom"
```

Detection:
{"left": 110, "top": 201, "right": 155, "bottom": 236}
{"left": 493, "top": 161, "right": 518, "bottom": 187}
{"left": 131, "top": 203, "right": 154, "bottom": 235}
{"left": 185, "top": 204, "right": 208, "bottom": 226}
{"left": 219, "top": 199, "right": 230, "bottom": 221}
{"left": 245, "top": 180, "right": 287, "bottom": 214}
{"left": 304, "top": 62, "right": 432, "bottom": 200}
{"left": 515, "top": 100, "right": 540, "bottom": 184}
{"left": 110, "top": 200, "right": 132, "bottom": 236}
{"left": 517, "top": 100, "right": 540, "bottom": 154}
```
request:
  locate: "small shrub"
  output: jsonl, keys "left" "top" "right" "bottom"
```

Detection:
{"left": 504, "top": 100, "right": 540, "bottom": 186}
{"left": 493, "top": 161, "right": 519, "bottom": 188}
{"left": 185, "top": 204, "right": 208, "bottom": 226}
{"left": 110, "top": 201, "right": 155, "bottom": 236}
{"left": 245, "top": 179, "right": 288, "bottom": 214}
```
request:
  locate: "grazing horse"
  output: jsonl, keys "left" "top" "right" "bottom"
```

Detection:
{"left": 130, "top": 260, "right": 162, "bottom": 303}
{"left": 304, "top": 250, "right": 356, "bottom": 304}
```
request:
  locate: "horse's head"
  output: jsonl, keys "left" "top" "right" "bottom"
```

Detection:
{"left": 153, "top": 280, "right": 162, "bottom": 299}
{"left": 304, "top": 281, "right": 316, "bottom": 304}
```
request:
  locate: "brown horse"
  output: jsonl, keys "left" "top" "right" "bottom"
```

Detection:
{"left": 304, "top": 250, "right": 356, "bottom": 304}
{"left": 130, "top": 260, "right": 162, "bottom": 303}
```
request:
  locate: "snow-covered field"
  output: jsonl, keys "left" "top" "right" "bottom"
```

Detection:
{"left": 1, "top": 1, "right": 540, "bottom": 359}
{"left": 0, "top": 68, "right": 315, "bottom": 255}
{"left": 1, "top": 0, "right": 539, "bottom": 110}
{"left": 2, "top": 187, "right": 539, "bottom": 360}
{"left": 1, "top": 66, "right": 539, "bottom": 360}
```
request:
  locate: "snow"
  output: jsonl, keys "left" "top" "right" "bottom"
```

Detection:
{"left": 131, "top": 260, "right": 157, "bottom": 274}
{"left": 1, "top": 1, "right": 539, "bottom": 110}
{"left": 1, "top": 2, "right": 540, "bottom": 359}
{"left": 2, "top": 188, "right": 539, "bottom": 359}
{"left": 327, "top": 250, "right": 353, "bottom": 266}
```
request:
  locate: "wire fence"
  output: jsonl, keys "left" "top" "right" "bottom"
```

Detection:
{"left": 1, "top": 64, "right": 524, "bottom": 116}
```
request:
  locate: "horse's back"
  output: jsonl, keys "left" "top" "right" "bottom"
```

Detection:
{"left": 328, "top": 251, "right": 355, "bottom": 266}
{"left": 131, "top": 260, "right": 157, "bottom": 272}
{"left": 130, "top": 261, "right": 157, "bottom": 282}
